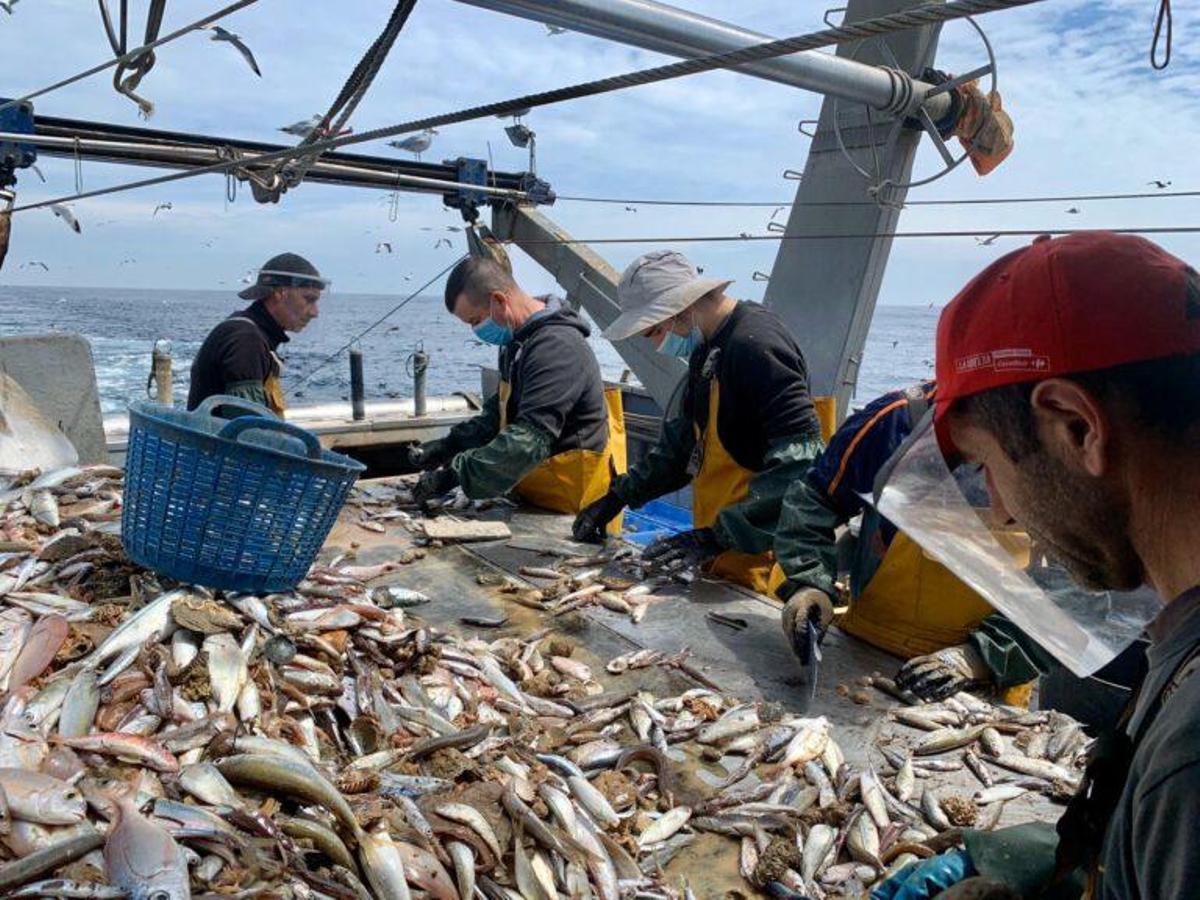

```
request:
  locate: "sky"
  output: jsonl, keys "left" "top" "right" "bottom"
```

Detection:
{"left": 1, "top": 0, "right": 1197, "bottom": 309}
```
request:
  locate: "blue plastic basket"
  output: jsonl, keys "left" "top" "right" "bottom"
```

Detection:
{"left": 121, "top": 395, "right": 366, "bottom": 593}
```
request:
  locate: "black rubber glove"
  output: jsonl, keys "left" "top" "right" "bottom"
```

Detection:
{"left": 571, "top": 491, "right": 626, "bottom": 543}
{"left": 642, "top": 527, "right": 722, "bottom": 567}
{"left": 895, "top": 643, "right": 993, "bottom": 701}
{"left": 406, "top": 438, "right": 454, "bottom": 472}
{"left": 412, "top": 466, "right": 460, "bottom": 511}
{"left": 780, "top": 587, "right": 835, "bottom": 664}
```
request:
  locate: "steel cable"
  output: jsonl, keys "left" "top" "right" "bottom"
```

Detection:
{"left": 554, "top": 189, "right": 1200, "bottom": 208}
{"left": 11, "top": 0, "right": 1045, "bottom": 214}
{"left": 0, "top": 0, "right": 264, "bottom": 115}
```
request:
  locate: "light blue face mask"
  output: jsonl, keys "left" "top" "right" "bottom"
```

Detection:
{"left": 656, "top": 325, "right": 702, "bottom": 358}
{"left": 473, "top": 318, "right": 513, "bottom": 346}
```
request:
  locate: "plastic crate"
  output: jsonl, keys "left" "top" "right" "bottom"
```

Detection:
{"left": 121, "top": 395, "right": 365, "bottom": 592}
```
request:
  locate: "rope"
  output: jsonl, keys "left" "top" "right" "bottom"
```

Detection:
{"left": 284, "top": 255, "right": 466, "bottom": 398}
{"left": 1150, "top": 0, "right": 1172, "bottom": 70}
{"left": 111, "top": 0, "right": 168, "bottom": 117}
{"left": 555, "top": 188, "right": 1200, "bottom": 208}
{"left": 270, "top": 0, "right": 420, "bottom": 199}
{"left": 499, "top": 225, "right": 1200, "bottom": 245}
{"left": 0, "top": 0, "right": 264, "bottom": 115}
{"left": 10, "top": 0, "right": 1043, "bottom": 214}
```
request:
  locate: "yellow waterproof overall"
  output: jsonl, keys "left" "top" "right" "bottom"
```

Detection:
{"left": 692, "top": 381, "right": 777, "bottom": 593}
{"left": 264, "top": 360, "right": 286, "bottom": 416}
{"left": 499, "top": 382, "right": 628, "bottom": 535}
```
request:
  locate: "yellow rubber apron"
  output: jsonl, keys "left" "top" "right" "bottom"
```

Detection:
{"left": 264, "top": 358, "right": 286, "bottom": 416}
{"left": 498, "top": 381, "right": 627, "bottom": 534}
{"left": 691, "top": 380, "right": 776, "bottom": 594}
{"left": 228, "top": 318, "right": 286, "bottom": 416}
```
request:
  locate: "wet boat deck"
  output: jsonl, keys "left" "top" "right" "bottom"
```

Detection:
{"left": 321, "top": 480, "right": 1060, "bottom": 872}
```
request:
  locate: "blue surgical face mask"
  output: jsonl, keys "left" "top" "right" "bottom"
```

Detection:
{"left": 656, "top": 325, "right": 702, "bottom": 358}
{"left": 473, "top": 318, "right": 513, "bottom": 347}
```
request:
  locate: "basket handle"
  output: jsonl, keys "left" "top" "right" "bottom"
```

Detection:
{"left": 196, "top": 394, "right": 278, "bottom": 420}
{"left": 217, "top": 415, "right": 324, "bottom": 460}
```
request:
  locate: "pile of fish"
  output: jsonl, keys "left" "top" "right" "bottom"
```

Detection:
{"left": 0, "top": 465, "right": 1082, "bottom": 899}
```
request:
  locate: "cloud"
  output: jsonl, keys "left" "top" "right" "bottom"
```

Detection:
{"left": 0, "top": 0, "right": 1195, "bottom": 312}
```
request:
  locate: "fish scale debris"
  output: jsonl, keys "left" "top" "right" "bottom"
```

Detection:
{"left": 0, "top": 467, "right": 1085, "bottom": 898}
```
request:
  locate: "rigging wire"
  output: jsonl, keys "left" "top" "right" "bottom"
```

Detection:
{"left": 11, "top": 0, "right": 1045, "bottom": 214}
{"left": 275, "top": 0, "right": 420, "bottom": 198}
{"left": 0, "top": 0, "right": 264, "bottom": 115}
{"left": 284, "top": 255, "right": 466, "bottom": 398}
{"left": 502, "top": 225, "right": 1200, "bottom": 245}
{"left": 554, "top": 188, "right": 1200, "bottom": 208}
{"left": 1150, "top": 0, "right": 1172, "bottom": 70}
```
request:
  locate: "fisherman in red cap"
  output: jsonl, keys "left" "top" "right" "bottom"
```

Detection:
{"left": 870, "top": 232, "right": 1200, "bottom": 898}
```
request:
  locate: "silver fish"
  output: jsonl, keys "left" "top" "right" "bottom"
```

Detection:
{"left": 435, "top": 802, "right": 503, "bottom": 861}
{"left": 446, "top": 841, "right": 475, "bottom": 900}
{"left": 803, "top": 760, "right": 836, "bottom": 809}
{"left": 894, "top": 754, "right": 916, "bottom": 802}
{"left": 178, "top": 763, "right": 242, "bottom": 807}
{"left": 0, "top": 769, "right": 85, "bottom": 824}
{"left": 637, "top": 805, "right": 691, "bottom": 848}
{"left": 974, "top": 784, "right": 1028, "bottom": 804}
{"left": 202, "top": 633, "right": 246, "bottom": 714}
{"left": 846, "top": 810, "right": 881, "bottom": 866}
{"left": 103, "top": 797, "right": 190, "bottom": 900}
{"left": 860, "top": 768, "right": 889, "bottom": 828}
{"left": 358, "top": 828, "right": 413, "bottom": 900}
{"left": 920, "top": 788, "right": 952, "bottom": 831}
{"left": 568, "top": 774, "right": 620, "bottom": 828}
{"left": 801, "top": 823, "right": 836, "bottom": 881}
{"left": 697, "top": 704, "right": 759, "bottom": 745}
{"left": 88, "top": 589, "right": 181, "bottom": 666}
{"left": 58, "top": 669, "right": 98, "bottom": 739}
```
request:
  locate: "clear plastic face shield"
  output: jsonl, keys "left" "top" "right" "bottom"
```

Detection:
{"left": 874, "top": 411, "right": 1160, "bottom": 677}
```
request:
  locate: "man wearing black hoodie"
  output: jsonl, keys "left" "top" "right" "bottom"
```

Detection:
{"left": 409, "top": 257, "right": 625, "bottom": 523}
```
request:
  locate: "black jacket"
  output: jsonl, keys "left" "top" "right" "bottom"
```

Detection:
{"left": 187, "top": 301, "right": 287, "bottom": 410}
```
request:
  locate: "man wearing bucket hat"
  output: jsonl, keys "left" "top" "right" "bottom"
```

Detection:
{"left": 187, "top": 252, "right": 327, "bottom": 415}
{"left": 869, "top": 232, "right": 1200, "bottom": 899}
{"left": 572, "top": 250, "right": 823, "bottom": 594}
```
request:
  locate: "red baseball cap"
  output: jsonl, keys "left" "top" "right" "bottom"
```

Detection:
{"left": 934, "top": 231, "right": 1200, "bottom": 433}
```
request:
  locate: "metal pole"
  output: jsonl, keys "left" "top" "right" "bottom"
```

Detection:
{"left": 150, "top": 339, "right": 172, "bottom": 404}
{"left": 453, "top": 0, "right": 950, "bottom": 119}
{"left": 411, "top": 348, "right": 428, "bottom": 418}
{"left": 349, "top": 348, "right": 365, "bottom": 421}
{"left": 0, "top": 131, "right": 532, "bottom": 202}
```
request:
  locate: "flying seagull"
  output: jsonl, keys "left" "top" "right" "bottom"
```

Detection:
{"left": 152, "top": 202, "right": 172, "bottom": 217}
{"left": 389, "top": 128, "right": 437, "bottom": 161}
{"left": 207, "top": 25, "right": 261, "bottom": 77}
{"left": 975, "top": 234, "right": 1000, "bottom": 246}
{"left": 624, "top": 206, "right": 637, "bottom": 213}
{"left": 1147, "top": 179, "right": 1172, "bottom": 189}
{"left": 1065, "top": 206, "right": 1080, "bottom": 214}
{"left": 434, "top": 238, "right": 452, "bottom": 249}
{"left": 376, "top": 242, "right": 393, "bottom": 254}
{"left": 544, "top": 23, "right": 568, "bottom": 35}
{"left": 120, "top": 257, "right": 136, "bottom": 266}
{"left": 0, "top": 1, "right": 19, "bottom": 15}
{"left": 49, "top": 204, "right": 81, "bottom": 233}
{"left": 21, "top": 261, "right": 48, "bottom": 271}
{"left": 445, "top": 225, "right": 462, "bottom": 232}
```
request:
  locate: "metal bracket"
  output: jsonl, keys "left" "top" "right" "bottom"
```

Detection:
{"left": 831, "top": 16, "right": 998, "bottom": 193}
{"left": 797, "top": 120, "right": 819, "bottom": 139}
{"left": 442, "top": 157, "right": 489, "bottom": 220}
{"left": 0, "top": 99, "right": 37, "bottom": 189}
{"left": 752, "top": 271, "right": 770, "bottom": 282}
{"left": 782, "top": 169, "right": 804, "bottom": 181}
